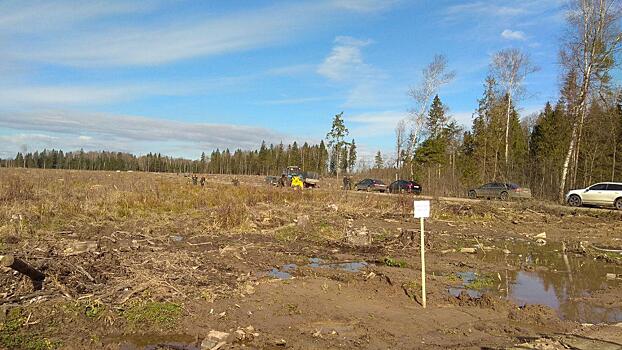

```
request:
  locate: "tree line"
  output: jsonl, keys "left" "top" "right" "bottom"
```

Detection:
{"left": 0, "top": 140, "right": 354, "bottom": 176}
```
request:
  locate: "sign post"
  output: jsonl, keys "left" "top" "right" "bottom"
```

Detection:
{"left": 413, "top": 200, "right": 430, "bottom": 308}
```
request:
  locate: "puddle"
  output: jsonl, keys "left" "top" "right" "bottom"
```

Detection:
{"left": 451, "top": 240, "right": 622, "bottom": 324}
{"left": 308, "top": 257, "right": 368, "bottom": 272}
{"left": 509, "top": 271, "right": 622, "bottom": 323}
{"left": 266, "top": 258, "right": 368, "bottom": 279}
{"left": 448, "top": 272, "right": 484, "bottom": 298}
{"left": 267, "top": 266, "right": 295, "bottom": 280}
{"left": 110, "top": 334, "right": 198, "bottom": 350}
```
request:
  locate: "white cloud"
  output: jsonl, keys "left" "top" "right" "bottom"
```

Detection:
{"left": 445, "top": 2, "right": 528, "bottom": 18}
{"left": 0, "top": 85, "right": 149, "bottom": 106}
{"left": 0, "top": 75, "right": 257, "bottom": 107}
{"left": 5, "top": 1, "right": 397, "bottom": 67}
{"left": 317, "top": 36, "right": 374, "bottom": 81}
{"left": 331, "top": 0, "right": 399, "bottom": 12}
{"left": 501, "top": 29, "right": 526, "bottom": 41}
{"left": 0, "top": 0, "right": 157, "bottom": 34}
{"left": 0, "top": 110, "right": 290, "bottom": 158}
{"left": 452, "top": 111, "right": 476, "bottom": 128}
{"left": 259, "top": 96, "right": 334, "bottom": 105}
{"left": 316, "top": 36, "right": 402, "bottom": 109}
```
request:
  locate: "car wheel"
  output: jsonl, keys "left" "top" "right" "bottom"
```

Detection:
{"left": 615, "top": 198, "right": 622, "bottom": 210}
{"left": 468, "top": 190, "right": 477, "bottom": 199}
{"left": 568, "top": 194, "right": 582, "bottom": 207}
{"left": 500, "top": 191, "right": 509, "bottom": 201}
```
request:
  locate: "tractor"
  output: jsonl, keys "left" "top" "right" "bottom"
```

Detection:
{"left": 267, "top": 166, "right": 319, "bottom": 189}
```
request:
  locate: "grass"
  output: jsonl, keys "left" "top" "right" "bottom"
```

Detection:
{"left": 122, "top": 301, "right": 182, "bottom": 329}
{"left": 0, "top": 308, "right": 60, "bottom": 350}
{"left": 83, "top": 300, "right": 105, "bottom": 319}
{"left": 464, "top": 275, "right": 497, "bottom": 290}
{"left": 384, "top": 257, "right": 408, "bottom": 268}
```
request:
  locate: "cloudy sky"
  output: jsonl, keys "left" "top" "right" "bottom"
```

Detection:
{"left": 0, "top": 0, "right": 566, "bottom": 160}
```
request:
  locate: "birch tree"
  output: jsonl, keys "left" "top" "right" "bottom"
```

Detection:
{"left": 395, "top": 119, "right": 406, "bottom": 168}
{"left": 490, "top": 48, "right": 538, "bottom": 171}
{"left": 558, "top": 0, "right": 622, "bottom": 201}
{"left": 405, "top": 54, "right": 455, "bottom": 176}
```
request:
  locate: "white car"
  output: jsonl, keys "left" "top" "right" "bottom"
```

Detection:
{"left": 566, "top": 182, "right": 622, "bottom": 210}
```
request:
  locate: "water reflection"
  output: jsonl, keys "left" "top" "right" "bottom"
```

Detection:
{"left": 479, "top": 240, "right": 622, "bottom": 323}
{"left": 266, "top": 258, "right": 368, "bottom": 280}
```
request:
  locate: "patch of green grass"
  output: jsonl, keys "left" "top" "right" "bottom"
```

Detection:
{"left": 0, "top": 309, "right": 60, "bottom": 350}
{"left": 464, "top": 275, "right": 497, "bottom": 290}
{"left": 123, "top": 301, "right": 182, "bottom": 329}
{"left": 384, "top": 257, "right": 407, "bottom": 268}
{"left": 84, "top": 300, "right": 105, "bottom": 319}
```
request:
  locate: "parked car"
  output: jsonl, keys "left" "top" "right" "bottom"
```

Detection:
{"left": 566, "top": 182, "right": 622, "bottom": 210}
{"left": 388, "top": 180, "right": 422, "bottom": 194}
{"left": 355, "top": 179, "right": 387, "bottom": 192}
{"left": 468, "top": 182, "right": 532, "bottom": 200}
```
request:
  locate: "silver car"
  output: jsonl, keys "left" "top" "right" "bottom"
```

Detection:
{"left": 468, "top": 182, "right": 532, "bottom": 200}
{"left": 566, "top": 182, "right": 622, "bottom": 210}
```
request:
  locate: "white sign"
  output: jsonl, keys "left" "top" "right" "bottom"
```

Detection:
{"left": 413, "top": 200, "right": 430, "bottom": 218}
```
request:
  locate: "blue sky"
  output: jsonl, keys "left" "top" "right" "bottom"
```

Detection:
{"left": 0, "top": 0, "right": 567, "bottom": 162}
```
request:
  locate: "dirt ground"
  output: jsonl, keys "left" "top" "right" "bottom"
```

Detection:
{"left": 1, "top": 168, "right": 621, "bottom": 350}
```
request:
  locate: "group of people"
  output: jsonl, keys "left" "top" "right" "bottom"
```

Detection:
{"left": 191, "top": 174, "right": 206, "bottom": 186}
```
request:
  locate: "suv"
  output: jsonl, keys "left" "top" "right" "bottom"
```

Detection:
{"left": 566, "top": 182, "right": 622, "bottom": 210}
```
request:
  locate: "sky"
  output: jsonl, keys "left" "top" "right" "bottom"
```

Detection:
{"left": 0, "top": 0, "right": 568, "bottom": 162}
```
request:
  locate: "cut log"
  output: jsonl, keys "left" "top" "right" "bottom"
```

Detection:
{"left": 0, "top": 255, "right": 45, "bottom": 282}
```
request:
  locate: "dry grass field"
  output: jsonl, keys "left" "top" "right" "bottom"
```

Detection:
{"left": 1, "top": 168, "right": 621, "bottom": 349}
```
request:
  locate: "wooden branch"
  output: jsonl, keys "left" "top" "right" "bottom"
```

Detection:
{"left": 0, "top": 255, "right": 45, "bottom": 282}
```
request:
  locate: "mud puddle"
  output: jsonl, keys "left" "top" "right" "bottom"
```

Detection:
{"left": 453, "top": 240, "right": 622, "bottom": 323}
{"left": 112, "top": 334, "right": 198, "bottom": 350}
{"left": 267, "top": 258, "right": 368, "bottom": 279}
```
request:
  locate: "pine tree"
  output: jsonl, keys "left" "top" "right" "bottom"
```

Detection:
{"left": 427, "top": 95, "right": 448, "bottom": 138}
{"left": 326, "top": 112, "right": 350, "bottom": 177}
{"left": 374, "top": 151, "right": 384, "bottom": 169}
{"left": 348, "top": 140, "right": 357, "bottom": 173}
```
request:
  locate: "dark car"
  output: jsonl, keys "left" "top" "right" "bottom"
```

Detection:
{"left": 355, "top": 179, "right": 387, "bottom": 192}
{"left": 468, "top": 182, "right": 532, "bottom": 200}
{"left": 388, "top": 180, "right": 422, "bottom": 194}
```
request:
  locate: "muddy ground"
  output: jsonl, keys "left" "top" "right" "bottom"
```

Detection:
{"left": 0, "top": 169, "right": 621, "bottom": 350}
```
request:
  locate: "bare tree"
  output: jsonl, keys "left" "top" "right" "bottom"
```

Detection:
{"left": 558, "top": 0, "right": 622, "bottom": 202}
{"left": 20, "top": 144, "right": 27, "bottom": 168}
{"left": 490, "top": 48, "right": 539, "bottom": 170}
{"left": 406, "top": 54, "right": 455, "bottom": 174}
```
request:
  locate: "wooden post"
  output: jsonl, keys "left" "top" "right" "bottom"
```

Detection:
{"left": 413, "top": 200, "right": 430, "bottom": 309}
{"left": 420, "top": 217, "right": 426, "bottom": 308}
{"left": 0, "top": 255, "right": 45, "bottom": 282}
